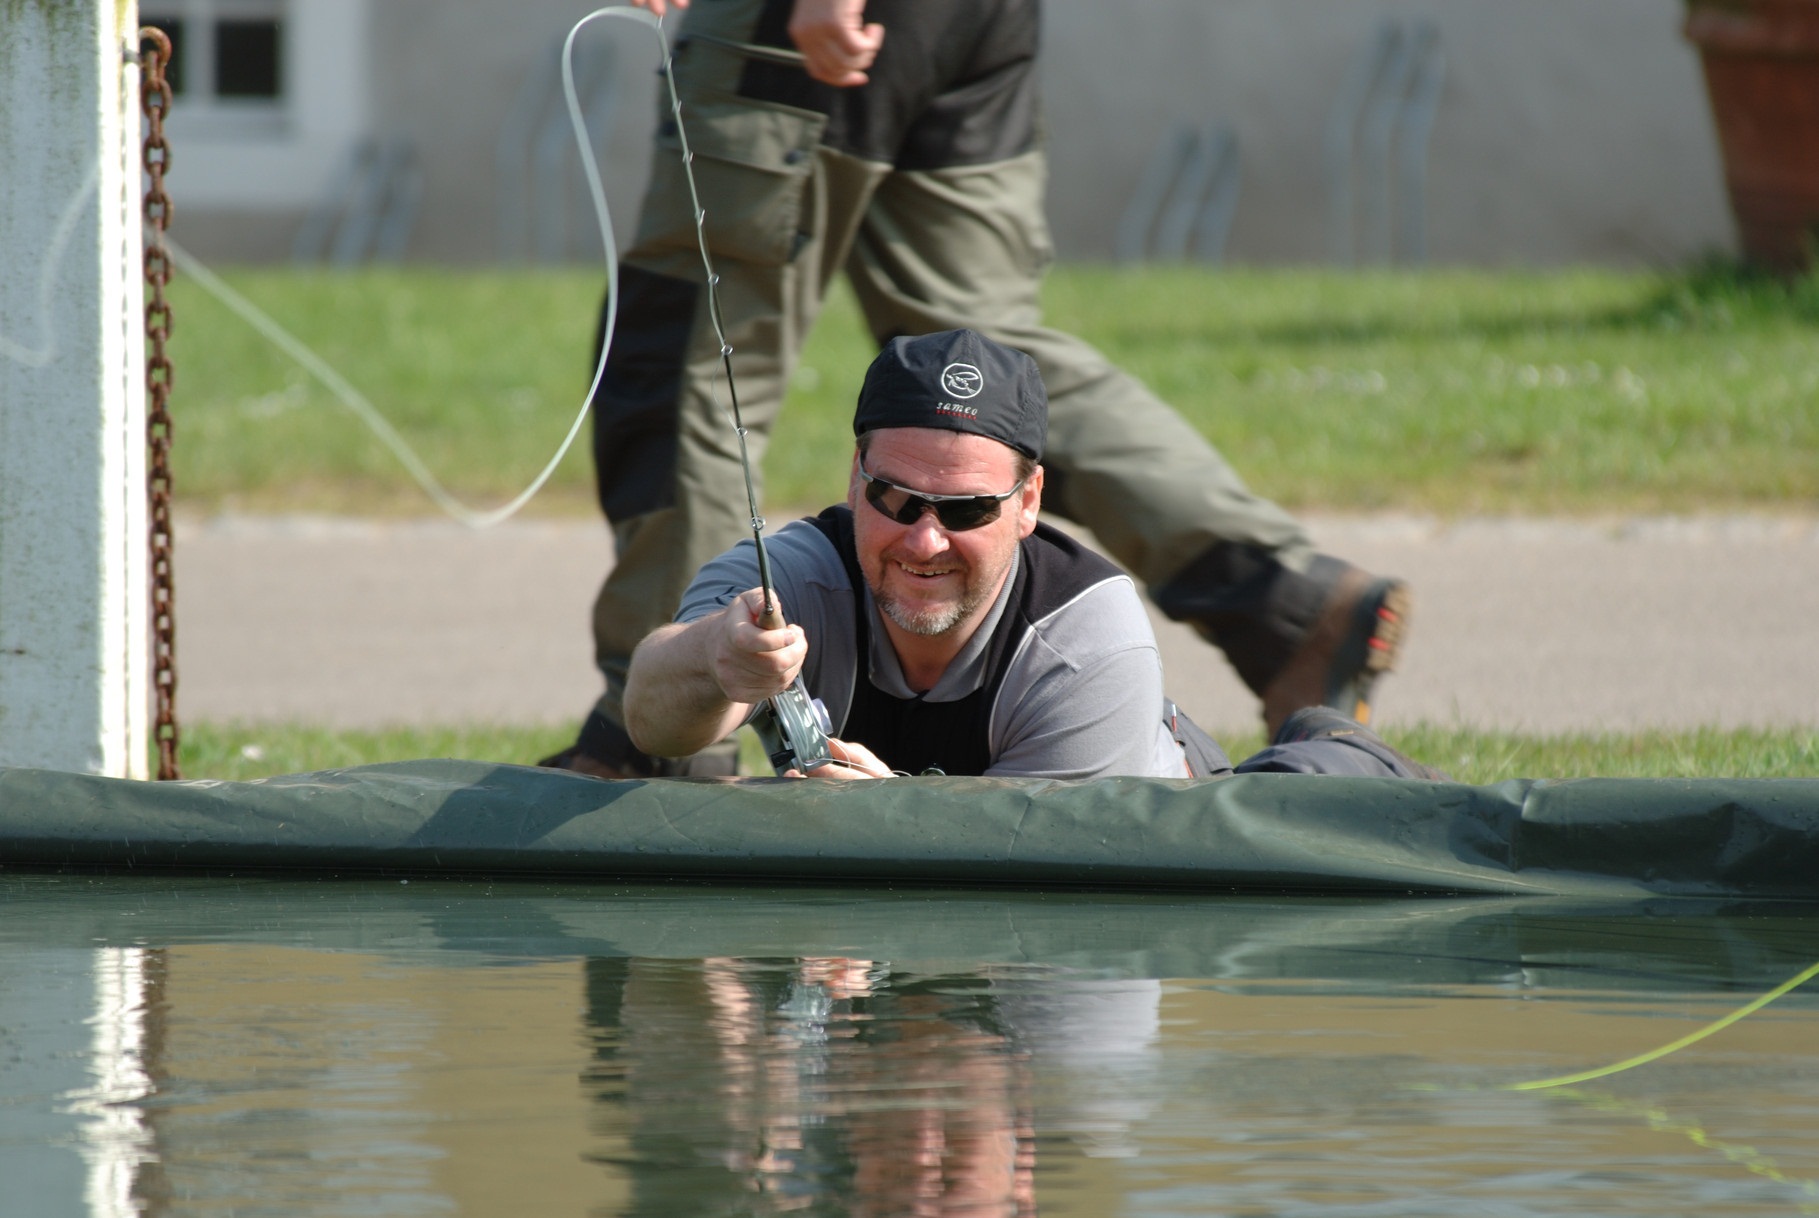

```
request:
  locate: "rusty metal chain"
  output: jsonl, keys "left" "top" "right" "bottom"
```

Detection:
{"left": 141, "top": 27, "right": 180, "bottom": 781}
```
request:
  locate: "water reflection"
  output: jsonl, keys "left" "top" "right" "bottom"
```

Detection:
{"left": 586, "top": 957, "right": 1049, "bottom": 1215}
{"left": 3, "top": 877, "right": 1818, "bottom": 1217}
{"left": 63, "top": 948, "right": 162, "bottom": 1218}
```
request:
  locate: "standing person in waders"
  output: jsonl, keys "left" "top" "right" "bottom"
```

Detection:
{"left": 545, "top": 0, "right": 1413, "bottom": 778}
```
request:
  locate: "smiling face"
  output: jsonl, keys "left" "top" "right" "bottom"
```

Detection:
{"left": 849, "top": 428, "right": 1042, "bottom": 645}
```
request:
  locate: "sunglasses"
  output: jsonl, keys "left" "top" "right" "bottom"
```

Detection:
{"left": 858, "top": 460, "right": 1026, "bottom": 532}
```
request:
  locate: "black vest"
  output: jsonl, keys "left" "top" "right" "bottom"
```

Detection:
{"left": 803, "top": 506, "right": 1124, "bottom": 777}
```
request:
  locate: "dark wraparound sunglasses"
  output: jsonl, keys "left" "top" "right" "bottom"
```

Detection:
{"left": 858, "top": 459, "right": 1026, "bottom": 532}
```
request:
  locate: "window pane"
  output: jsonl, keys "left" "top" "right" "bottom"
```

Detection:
{"left": 215, "top": 19, "right": 282, "bottom": 99}
{"left": 141, "top": 18, "right": 187, "bottom": 96}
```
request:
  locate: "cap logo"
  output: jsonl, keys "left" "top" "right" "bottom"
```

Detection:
{"left": 940, "top": 362, "right": 983, "bottom": 400}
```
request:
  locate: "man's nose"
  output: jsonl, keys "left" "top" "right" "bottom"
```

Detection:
{"left": 900, "top": 508, "right": 952, "bottom": 557}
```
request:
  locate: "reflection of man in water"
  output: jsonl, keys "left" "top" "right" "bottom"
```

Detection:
{"left": 583, "top": 955, "right": 1045, "bottom": 1214}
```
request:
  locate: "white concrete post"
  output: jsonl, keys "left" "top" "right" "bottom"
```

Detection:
{"left": 0, "top": 0, "right": 149, "bottom": 778}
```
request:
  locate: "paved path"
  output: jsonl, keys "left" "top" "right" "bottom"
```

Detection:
{"left": 179, "top": 514, "right": 1819, "bottom": 736}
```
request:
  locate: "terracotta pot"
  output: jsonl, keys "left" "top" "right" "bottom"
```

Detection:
{"left": 1685, "top": 0, "right": 1819, "bottom": 270}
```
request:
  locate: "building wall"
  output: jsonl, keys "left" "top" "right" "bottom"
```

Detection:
{"left": 146, "top": 0, "right": 373, "bottom": 260}
{"left": 1042, "top": 0, "right": 1734, "bottom": 265}
{"left": 365, "top": 0, "right": 662, "bottom": 265}
{"left": 168, "top": 0, "right": 1735, "bottom": 267}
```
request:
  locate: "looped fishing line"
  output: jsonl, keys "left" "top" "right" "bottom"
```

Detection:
{"left": 6, "top": 8, "right": 766, "bottom": 532}
{"left": 1503, "top": 956, "right": 1819, "bottom": 1092}
{"left": 142, "top": 6, "right": 676, "bottom": 528}
{"left": 1395, "top": 958, "right": 1819, "bottom": 1206}
{"left": 1404, "top": 957, "right": 1819, "bottom": 1097}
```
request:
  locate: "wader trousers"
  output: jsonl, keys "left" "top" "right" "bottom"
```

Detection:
{"left": 584, "top": 0, "right": 1333, "bottom": 752}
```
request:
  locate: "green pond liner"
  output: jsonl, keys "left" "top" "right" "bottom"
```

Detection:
{"left": 3, "top": 762, "right": 1817, "bottom": 897}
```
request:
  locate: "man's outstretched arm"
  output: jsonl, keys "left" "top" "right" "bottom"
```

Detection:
{"left": 623, "top": 588, "right": 807, "bottom": 760}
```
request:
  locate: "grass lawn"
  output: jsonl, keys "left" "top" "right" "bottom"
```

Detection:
{"left": 181, "top": 722, "right": 1819, "bottom": 784}
{"left": 162, "top": 262, "right": 1815, "bottom": 781}
{"left": 166, "top": 263, "right": 1819, "bottom": 517}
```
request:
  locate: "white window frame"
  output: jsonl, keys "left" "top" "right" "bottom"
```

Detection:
{"left": 141, "top": 0, "right": 370, "bottom": 210}
{"left": 144, "top": 0, "right": 288, "bottom": 140}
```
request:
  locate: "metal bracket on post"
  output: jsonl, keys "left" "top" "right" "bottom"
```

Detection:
{"left": 1325, "top": 18, "right": 1446, "bottom": 266}
{"left": 1115, "top": 121, "right": 1243, "bottom": 265}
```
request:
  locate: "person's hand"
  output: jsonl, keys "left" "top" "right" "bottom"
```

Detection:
{"left": 713, "top": 588, "right": 807, "bottom": 704}
{"left": 792, "top": 736, "right": 892, "bottom": 780}
{"left": 626, "top": 0, "right": 685, "bottom": 15}
{"left": 787, "top": 0, "right": 884, "bottom": 87}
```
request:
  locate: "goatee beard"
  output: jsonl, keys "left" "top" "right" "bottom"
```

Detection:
{"left": 877, "top": 595, "right": 970, "bottom": 637}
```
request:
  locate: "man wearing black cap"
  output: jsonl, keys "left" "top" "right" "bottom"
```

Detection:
{"left": 624, "top": 330, "right": 1440, "bottom": 781}
{"left": 548, "top": 0, "right": 1414, "bottom": 779}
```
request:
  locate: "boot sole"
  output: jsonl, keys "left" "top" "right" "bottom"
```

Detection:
{"left": 1342, "top": 580, "right": 1411, "bottom": 725}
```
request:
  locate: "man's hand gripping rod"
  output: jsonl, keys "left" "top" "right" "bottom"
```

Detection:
{"left": 652, "top": 12, "right": 833, "bottom": 772}
{"left": 725, "top": 369, "right": 835, "bottom": 774}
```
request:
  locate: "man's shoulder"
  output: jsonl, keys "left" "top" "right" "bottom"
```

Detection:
{"left": 746, "top": 517, "right": 853, "bottom": 605}
{"left": 1017, "top": 523, "right": 1138, "bottom": 636}
{"left": 1018, "top": 569, "right": 1154, "bottom": 665}
{"left": 791, "top": 503, "right": 854, "bottom": 554}
{"left": 773, "top": 514, "right": 848, "bottom": 576}
{"left": 987, "top": 551, "right": 1173, "bottom": 781}
{"left": 675, "top": 516, "right": 849, "bottom": 624}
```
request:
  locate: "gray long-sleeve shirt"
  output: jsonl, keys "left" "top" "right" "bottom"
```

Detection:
{"left": 677, "top": 517, "right": 1188, "bottom": 779}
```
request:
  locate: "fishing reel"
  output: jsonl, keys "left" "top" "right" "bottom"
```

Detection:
{"left": 742, "top": 576, "right": 836, "bottom": 774}
{"left": 753, "top": 678, "right": 835, "bottom": 775}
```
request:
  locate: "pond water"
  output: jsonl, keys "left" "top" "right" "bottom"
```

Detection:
{"left": 3, "top": 875, "right": 1817, "bottom": 1217}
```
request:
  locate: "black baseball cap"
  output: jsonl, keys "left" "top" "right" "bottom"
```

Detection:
{"left": 853, "top": 329, "right": 1047, "bottom": 460}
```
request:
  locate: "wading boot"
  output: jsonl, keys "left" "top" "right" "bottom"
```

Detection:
{"left": 1261, "top": 566, "right": 1410, "bottom": 738}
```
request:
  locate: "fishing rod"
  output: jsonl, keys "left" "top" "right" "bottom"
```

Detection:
{"left": 615, "top": 9, "right": 834, "bottom": 774}
{"left": 709, "top": 333, "right": 835, "bottom": 775}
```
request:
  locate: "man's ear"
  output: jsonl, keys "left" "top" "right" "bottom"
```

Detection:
{"left": 847, "top": 448, "right": 863, "bottom": 507}
{"left": 1016, "top": 465, "right": 1043, "bottom": 539}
